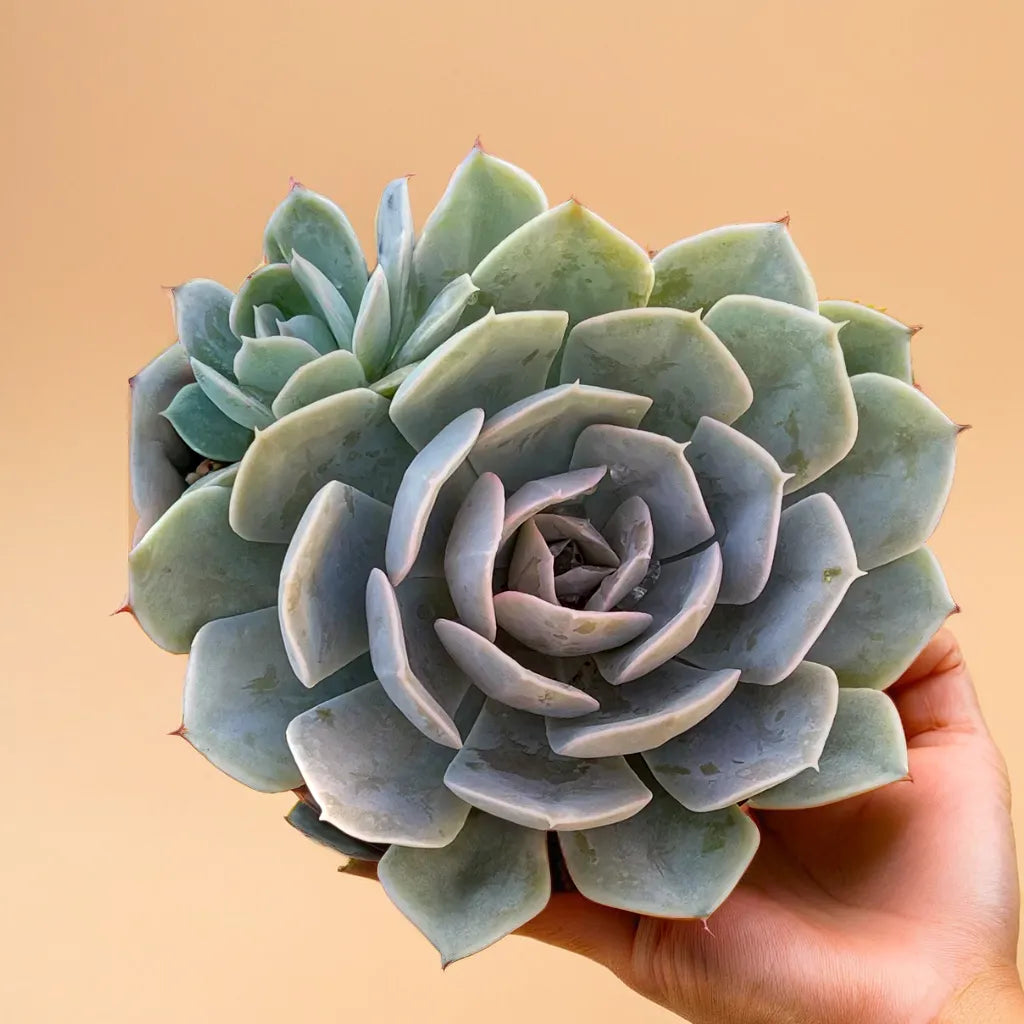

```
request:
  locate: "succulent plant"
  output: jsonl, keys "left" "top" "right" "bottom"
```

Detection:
{"left": 126, "top": 144, "right": 960, "bottom": 966}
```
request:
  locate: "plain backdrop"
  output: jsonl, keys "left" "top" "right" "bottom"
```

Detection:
{"left": 4, "top": 1, "right": 1023, "bottom": 1022}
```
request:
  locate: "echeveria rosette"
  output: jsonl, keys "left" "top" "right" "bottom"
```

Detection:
{"left": 126, "top": 144, "right": 961, "bottom": 966}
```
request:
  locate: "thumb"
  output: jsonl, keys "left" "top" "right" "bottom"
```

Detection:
{"left": 516, "top": 892, "right": 639, "bottom": 979}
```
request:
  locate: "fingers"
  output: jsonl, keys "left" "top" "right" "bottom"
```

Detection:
{"left": 887, "top": 628, "right": 989, "bottom": 747}
{"left": 515, "top": 892, "right": 639, "bottom": 979}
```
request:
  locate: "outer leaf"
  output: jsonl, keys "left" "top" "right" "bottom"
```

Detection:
{"left": 547, "top": 659, "right": 738, "bottom": 758}
{"left": 704, "top": 295, "right": 857, "bottom": 492}
{"left": 278, "top": 481, "right": 391, "bottom": 687}
{"left": 366, "top": 572, "right": 471, "bottom": 749}
{"left": 351, "top": 266, "right": 392, "bottom": 379}
{"left": 190, "top": 358, "right": 274, "bottom": 429}
{"left": 794, "top": 373, "right": 958, "bottom": 571}
{"left": 444, "top": 701, "right": 652, "bottom": 830}
{"left": 229, "top": 388, "right": 413, "bottom": 543}
{"left": 378, "top": 811, "right": 550, "bottom": 966}
{"left": 685, "top": 417, "right": 787, "bottom": 605}
{"left": 749, "top": 688, "right": 908, "bottom": 809}
{"left": 819, "top": 300, "right": 915, "bottom": 383}
{"left": 229, "top": 264, "right": 314, "bottom": 339}
{"left": 171, "top": 279, "right": 240, "bottom": 378}
{"left": 129, "top": 343, "right": 193, "bottom": 544}
{"left": 808, "top": 548, "right": 955, "bottom": 688}
{"left": 270, "top": 349, "right": 367, "bottom": 418}
{"left": 389, "top": 309, "right": 568, "bottom": 451}
{"left": 286, "top": 682, "right": 471, "bottom": 847}
{"left": 128, "top": 487, "right": 285, "bottom": 653}
{"left": 650, "top": 222, "right": 817, "bottom": 313}
{"left": 596, "top": 544, "right": 723, "bottom": 684}
{"left": 183, "top": 607, "right": 373, "bottom": 792}
{"left": 686, "top": 494, "right": 861, "bottom": 684}
{"left": 290, "top": 251, "right": 355, "bottom": 347}
{"left": 263, "top": 184, "right": 368, "bottom": 316}
{"left": 161, "top": 383, "right": 253, "bottom": 463}
{"left": 285, "top": 800, "right": 385, "bottom": 862}
{"left": 571, "top": 423, "right": 714, "bottom": 559}
{"left": 469, "top": 383, "right": 652, "bottom": 493}
{"left": 560, "top": 308, "right": 752, "bottom": 441}
{"left": 472, "top": 200, "right": 654, "bottom": 326}
{"left": 644, "top": 662, "right": 839, "bottom": 811}
{"left": 412, "top": 145, "right": 547, "bottom": 312}
{"left": 560, "top": 779, "right": 759, "bottom": 918}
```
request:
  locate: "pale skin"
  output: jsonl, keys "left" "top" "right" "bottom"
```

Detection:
{"left": 345, "top": 631, "right": 1024, "bottom": 1022}
{"left": 516, "top": 631, "right": 1024, "bottom": 1023}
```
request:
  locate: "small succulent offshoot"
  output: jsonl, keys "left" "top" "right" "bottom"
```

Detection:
{"left": 125, "top": 144, "right": 960, "bottom": 966}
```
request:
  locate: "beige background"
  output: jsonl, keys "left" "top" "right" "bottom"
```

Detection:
{"left": 4, "top": 1, "right": 1023, "bottom": 1021}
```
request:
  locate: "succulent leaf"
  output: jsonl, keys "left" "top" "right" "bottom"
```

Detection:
{"left": 366, "top": 572, "right": 471, "bottom": 748}
{"left": 472, "top": 200, "right": 654, "bottom": 326}
{"left": 129, "top": 343, "right": 193, "bottom": 543}
{"left": 253, "top": 303, "right": 284, "bottom": 339}
{"left": 561, "top": 308, "right": 753, "bottom": 441}
{"left": 285, "top": 800, "right": 386, "bottom": 862}
{"left": 278, "top": 481, "right": 391, "bottom": 687}
{"left": 233, "top": 335, "right": 320, "bottom": 394}
{"left": 376, "top": 177, "right": 415, "bottom": 340}
{"left": 351, "top": 266, "right": 392, "bottom": 379}
{"left": 559, "top": 779, "right": 759, "bottom": 917}
{"left": 547, "top": 659, "right": 739, "bottom": 758}
{"left": 172, "top": 279, "right": 241, "bottom": 378}
{"left": 229, "top": 264, "right": 314, "bottom": 340}
{"left": 128, "top": 487, "right": 285, "bottom": 653}
{"left": 386, "top": 408, "right": 485, "bottom": 586}
{"left": 584, "top": 497, "right": 655, "bottom": 612}
{"left": 434, "top": 619, "right": 599, "bottom": 717}
{"left": 596, "top": 544, "right": 723, "bottom": 684}
{"left": 748, "top": 688, "right": 908, "bottom": 809}
{"left": 276, "top": 313, "right": 338, "bottom": 355}
{"left": 269, "top": 349, "right": 367, "bottom": 418}
{"left": 533, "top": 513, "right": 620, "bottom": 567}
{"left": 378, "top": 810, "right": 550, "bottom": 967}
{"left": 370, "top": 361, "right": 420, "bottom": 397}
{"left": 161, "top": 383, "right": 254, "bottom": 463}
{"left": 644, "top": 662, "right": 839, "bottom": 811}
{"left": 493, "top": 591, "right": 652, "bottom": 658}
{"left": 470, "top": 383, "right": 652, "bottom": 493}
{"left": 685, "top": 417, "right": 787, "bottom": 605}
{"left": 819, "top": 300, "right": 915, "bottom": 383}
{"left": 808, "top": 547, "right": 955, "bottom": 688}
{"left": 389, "top": 309, "right": 568, "bottom": 451}
{"left": 501, "top": 465, "right": 608, "bottom": 548}
{"left": 286, "top": 682, "right": 472, "bottom": 847}
{"left": 388, "top": 274, "right": 479, "bottom": 369}
{"left": 229, "top": 388, "right": 413, "bottom": 543}
{"left": 444, "top": 701, "right": 652, "bottom": 830}
{"left": 507, "top": 519, "right": 558, "bottom": 603}
{"left": 443, "top": 472, "right": 504, "bottom": 641}
{"left": 184, "top": 607, "right": 374, "bottom": 792}
{"left": 704, "top": 296, "right": 857, "bottom": 492}
{"left": 190, "top": 358, "right": 275, "bottom": 429}
{"left": 686, "top": 495, "right": 860, "bottom": 684}
{"left": 263, "top": 184, "right": 368, "bottom": 316}
{"left": 794, "top": 373, "right": 958, "bottom": 571}
{"left": 572, "top": 424, "right": 714, "bottom": 559}
{"left": 650, "top": 222, "right": 817, "bottom": 313}
{"left": 412, "top": 145, "right": 547, "bottom": 312}
{"left": 289, "top": 251, "right": 356, "bottom": 348}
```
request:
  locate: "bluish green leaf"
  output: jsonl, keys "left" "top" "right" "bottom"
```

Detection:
{"left": 388, "top": 274, "right": 479, "bottom": 369}
{"left": 270, "top": 349, "right": 367, "bottom": 418}
{"left": 285, "top": 800, "right": 385, "bottom": 862}
{"left": 229, "top": 263, "right": 314, "bottom": 339}
{"left": 171, "top": 279, "right": 240, "bottom": 378}
{"left": 276, "top": 313, "right": 337, "bottom": 355}
{"left": 161, "top": 383, "right": 253, "bottom": 462}
{"left": 290, "top": 251, "right": 355, "bottom": 348}
{"left": 819, "top": 300, "right": 915, "bottom": 383}
{"left": 377, "top": 177, "right": 414, "bottom": 339}
{"left": 233, "top": 335, "right": 320, "bottom": 395}
{"left": 253, "top": 303, "right": 284, "bottom": 338}
{"left": 190, "top": 358, "right": 274, "bottom": 429}
{"left": 351, "top": 266, "right": 392, "bottom": 379}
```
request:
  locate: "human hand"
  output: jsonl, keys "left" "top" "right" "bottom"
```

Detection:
{"left": 518, "top": 631, "right": 1024, "bottom": 1024}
